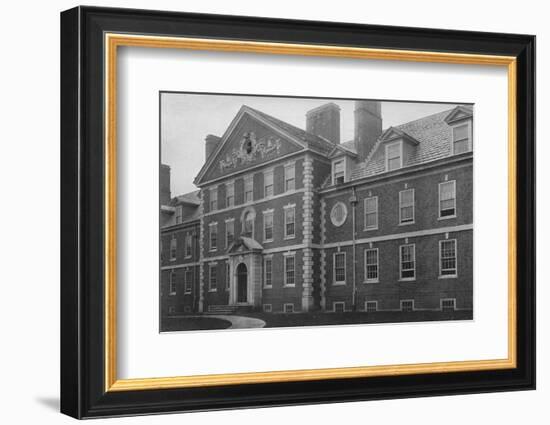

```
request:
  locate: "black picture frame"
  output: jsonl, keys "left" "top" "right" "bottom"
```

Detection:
{"left": 61, "top": 5, "right": 536, "bottom": 419}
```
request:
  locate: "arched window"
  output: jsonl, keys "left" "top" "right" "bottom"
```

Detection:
{"left": 243, "top": 211, "right": 254, "bottom": 237}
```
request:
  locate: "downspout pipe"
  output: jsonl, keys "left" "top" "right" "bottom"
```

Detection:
{"left": 350, "top": 187, "right": 358, "bottom": 311}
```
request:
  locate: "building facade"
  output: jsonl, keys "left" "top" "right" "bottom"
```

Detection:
{"left": 160, "top": 101, "right": 473, "bottom": 316}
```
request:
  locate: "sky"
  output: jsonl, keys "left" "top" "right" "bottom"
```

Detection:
{"left": 161, "top": 93, "right": 461, "bottom": 196}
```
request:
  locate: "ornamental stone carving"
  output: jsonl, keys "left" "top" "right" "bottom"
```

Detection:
{"left": 219, "top": 132, "right": 282, "bottom": 171}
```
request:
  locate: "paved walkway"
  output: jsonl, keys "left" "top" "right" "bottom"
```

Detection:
{"left": 208, "top": 315, "right": 266, "bottom": 329}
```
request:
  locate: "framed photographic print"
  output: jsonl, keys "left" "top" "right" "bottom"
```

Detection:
{"left": 60, "top": 6, "right": 536, "bottom": 419}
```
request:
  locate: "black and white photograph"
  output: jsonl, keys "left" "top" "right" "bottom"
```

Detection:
{"left": 159, "top": 93, "right": 474, "bottom": 332}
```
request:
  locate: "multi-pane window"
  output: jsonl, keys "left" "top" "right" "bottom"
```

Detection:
{"left": 401, "top": 300, "right": 414, "bottom": 311}
{"left": 440, "top": 239, "right": 457, "bottom": 276}
{"left": 284, "top": 255, "right": 295, "bottom": 286}
{"left": 284, "top": 303, "right": 295, "bottom": 313}
{"left": 243, "top": 211, "right": 254, "bottom": 238}
{"left": 284, "top": 206, "right": 295, "bottom": 238}
{"left": 399, "top": 189, "right": 415, "bottom": 224}
{"left": 264, "top": 256, "right": 273, "bottom": 287}
{"left": 210, "top": 187, "right": 218, "bottom": 211}
{"left": 225, "top": 219, "right": 234, "bottom": 247}
{"left": 263, "top": 304, "right": 273, "bottom": 312}
{"left": 365, "top": 301, "right": 378, "bottom": 312}
{"left": 244, "top": 175, "right": 253, "bottom": 202}
{"left": 169, "top": 271, "right": 176, "bottom": 295}
{"left": 400, "top": 244, "right": 416, "bottom": 279}
{"left": 209, "top": 223, "right": 217, "bottom": 251}
{"left": 386, "top": 141, "right": 402, "bottom": 171}
{"left": 364, "top": 196, "right": 378, "bottom": 230}
{"left": 264, "top": 170, "right": 274, "bottom": 198}
{"left": 333, "top": 160, "right": 345, "bottom": 184}
{"left": 439, "top": 181, "right": 456, "bottom": 218}
{"left": 184, "top": 269, "right": 193, "bottom": 294}
{"left": 170, "top": 236, "right": 177, "bottom": 260}
{"left": 175, "top": 205, "right": 183, "bottom": 224}
{"left": 364, "top": 248, "right": 379, "bottom": 282}
{"left": 209, "top": 264, "right": 217, "bottom": 291}
{"left": 441, "top": 298, "right": 456, "bottom": 311}
{"left": 334, "top": 252, "right": 346, "bottom": 283}
{"left": 185, "top": 234, "right": 192, "bottom": 258}
{"left": 263, "top": 211, "right": 274, "bottom": 241}
{"left": 333, "top": 302, "right": 345, "bottom": 313}
{"left": 226, "top": 182, "right": 234, "bottom": 207}
{"left": 453, "top": 123, "right": 471, "bottom": 154}
{"left": 284, "top": 163, "right": 295, "bottom": 191}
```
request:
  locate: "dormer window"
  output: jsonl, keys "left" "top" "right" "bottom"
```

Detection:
{"left": 386, "top": 141, "right": 402, "bottom": 171}
{"left": 332, "top": 159, "right": 345, "bottom": 185}
{"left": 452, "top": 122, "right": 472, "bottom": 154}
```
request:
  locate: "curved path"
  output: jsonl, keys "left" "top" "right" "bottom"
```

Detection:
{"left": 208, "top": 314, "right": 266, "bottom": 329}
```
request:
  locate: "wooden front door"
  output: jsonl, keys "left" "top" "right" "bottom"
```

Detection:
{"left": 236, "top": 263, "right": 248, "bottom": 303}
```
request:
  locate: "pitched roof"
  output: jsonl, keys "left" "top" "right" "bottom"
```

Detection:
{"left": 172, "top": 190, "right": 200, "bottom": 206}
{"left": 161, "top": 190, "right": 201, "bottom": 228}
{"left": 351, "top": 106, "right": 473, "bottom": 180}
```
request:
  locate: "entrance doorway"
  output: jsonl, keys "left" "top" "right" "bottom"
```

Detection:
{"left": 236, "top": 263, "right": 248, "bottom": 303}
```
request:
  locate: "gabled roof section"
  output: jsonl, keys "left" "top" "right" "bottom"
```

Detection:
{"left": 328, "top": 140, "right": 358, "bottom": 159}
{"left": 172, "top": 190, "right": 200, "bottom": 206}
{"left": 444, "top": 105, "right": 474, "bottom": 124}
{"left": 227, "top": 236, "right": 263, "bottom": 254}
{"left": 379, "top": 127, "right": 420, "bottom": 145}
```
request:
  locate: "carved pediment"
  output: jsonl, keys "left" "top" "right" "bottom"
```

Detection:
{"left": 218, "top": 132, "right": 282, "bottom": 172}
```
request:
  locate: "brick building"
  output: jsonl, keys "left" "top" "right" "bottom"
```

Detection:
{"left": 160, "top": 100, "right": 473, "bottom": 317}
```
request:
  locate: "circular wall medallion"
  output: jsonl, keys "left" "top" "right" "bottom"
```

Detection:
{"left": 330, "top": 202, "right": 348, "bottom": 227}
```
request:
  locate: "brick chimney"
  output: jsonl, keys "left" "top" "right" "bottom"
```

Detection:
{"left": 160, "top": 164, "right": 171, "bottom": 205}
{"left": 306, "top": 102, "right": 340, "bottom": 144}
{"left": 205, "top": 134, "right": 221, "bottom": 160}
{"left": 354, "top": 100, "right": 382, "bottom": 160}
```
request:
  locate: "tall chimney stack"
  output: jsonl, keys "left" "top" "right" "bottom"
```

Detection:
{"left": 354, "top": 101, "right": 382, "bottom": 160}
{"left": 306, "top": 102, "right": 340, "bottom": 144}
{"left": 160, "top": 164, "right": 171, "bottom": 205}
{"left": 204, "top": 134, "right": 221, "bottom": 160}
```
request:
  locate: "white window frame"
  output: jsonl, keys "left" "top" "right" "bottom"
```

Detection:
{"left": 185, "top": 233, "right": 192, "bottom": 258}
{"left": 283, "top": 204, "right": 296, "bottom": 239}
{"left": 263, "top": 169, "right": 274, "bottom": 198}
{"left": 184, "top": 268, "right": 192, "bottom": 294}
{"left": 283, "top": 303, "right": 295, "bottom": 313}
{"left": 242, "top": 210, "right": 255, "bottom": 239}
{"left": 451, "top": 120, "right": 472, "bottom": 155}
{"left": 399, "top": 188, "right": 415, "bottom": 225}
{"left": 208, "top": 263, "right": 217, "bottom": 292}
{"left": 365, "top": 300, "right": 378, "bottom": 312}
{"left": 440, "top": 298, "right": 457, "bottom": 311}
{"left": 283, "top": 252, "right": 296, "bottom": 287}
{"left": 225, "top": 181, "right": 234, "bottom": 207}
{"left": 332, "top": 158, "right": 346, "bottom": 185}
{"left": 169, "top": 235, "right": 177, "bottom": 261}
{"left": 385, "top": 140, "right": 403, "bottom": 171}
{"left": 263, "top": 304, "right": 273, "bottom": 313}
{"left": 284, "top": 162, "right": 296, "bottom": 192}
{"left": 209, "top": 186, "right": 218, "bottom": 211}
{"left": 438, "top": 180, "right": 457, "bottom": 219}
{"left": 399, "top": 244, "right": 416, "bottom": 281}
{"left": 264, "top": 255, "right": 273, "bottom": 288}
{"left": 333, "top": 301, "right": 345, "bottom": 313}
{"left": 244, "top": 174, "right": 253, "bottom": 203}
{"left": 175, "top": 205, "right": 183, "bottom": 224}
{"left": 364, "top": 196, "right": 378, "bottom": 230}
{"left": 364, "top": 248, "right": 379, "bottom": 283}
{"left": 225, "top": 218, "right": 235, "bottom": 247}
{"left": 209, "top": 222, "right": 218, "bottom": 252}
{"left": 400, "top": 299, "right": 415, "bottom": 311}
{"left": 169, "top": 271, "right": 176, "bottom": 295}
{"left": 333, "top": 252, "right": 346, "bottom": 285}
{"left": 439, "top": 239, "right": 458, "bottom": 278}
{"left": 263, "top": 209, "right": 274, "bottom": 242}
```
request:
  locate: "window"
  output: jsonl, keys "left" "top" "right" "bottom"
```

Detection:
{"left": 333, "top": 302, "right": 345, "bottom": 313}
{"left": 365, "top": 301, "right": 378, "bottom": 312}
{"left": 284, "top": 163, "right": 295, "bottom": 191}
{"left": 386, "top": 141, "right": 402, "bottom": 171}
{"left": 334, "top": 252, "right": 346, "bottom": 284}
{"left": 440, "top": 239, "right": 457, "bottom": 277}
{"left": 175, "top": 205, "right": 183, "bottom": 224}
{"left": 364, "top": 196, "right": 378, "bottom": 230}
{"left": 209, "top": 223, "right": 217, "bottom": 251}
{"left": 284, "top": 303, "right": 294, "bottom": 313}
{"left": 330, "top": 202, "right": 347, "bottom": 227}
{"left": 185, "top": 269, "right": 193, "bottom": 294}
{"left": 399, "top": 189, "right": 415, "bottom": 224}
{"left": 364, "top": 248, "right": 379, "bottom": 282}
{"left": 264, "top": 256, "right": 273, "bottom": 287}
{"left": 400, "top": 244, "right": 416, "bottom": 280}
{"left": 185, "top": 234, "right": 192, "bottom": 258}
{"left": 210, "top": 187, "right": 217, "bottom": 211}
{"left": 170, "top": 235, "right": 177, "bottom": 260}
{"left": 225, "top": 262, "right": 230, "bottom": 290}
{"left": 168, "top": 306, "right": 176, "bottom": 314}
{"left": 244, "top": 175, "right": 253, "bottom": 202}
{"left": 243, "top": 211, "right": 254, "bottom": 238}
{"left": 263, "top": 210, "right": 274, "bottom": 241}
{"left": 264, "top": 170, "right": 274, "bottom": 198}
{"left": 401, "top": 300, "right": 414, "bottom": 311}
{"left": 333, "top": 160, "right": 345, "bottom": 184}
{"left": 263, "top": 304, "right": 272, "bottom": 312}
{"left": 439, "top": 181, "right": 456, "bottom": 218}
{"left": 452, "top": 123, "right": 471, "bottom": 154}
{"left": 284, "top": 206, "right": 295, "bottom": 238}
{"left": 441, "top": 298, "right": 456, "bottom": 311}
{"left": 284, "top": 254, "right": 295, "bottom": 286}
{"left": 225, "top": 219, "right": 234, "bottom": 247}
{"left": 209, "top": 264, "right": 217, "bottom": 291}
{"left": 169, "top": 271, "right": 176, "bottom": 295}
{"left": 226, "top": 182, "right": 234, "bottom": 207}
